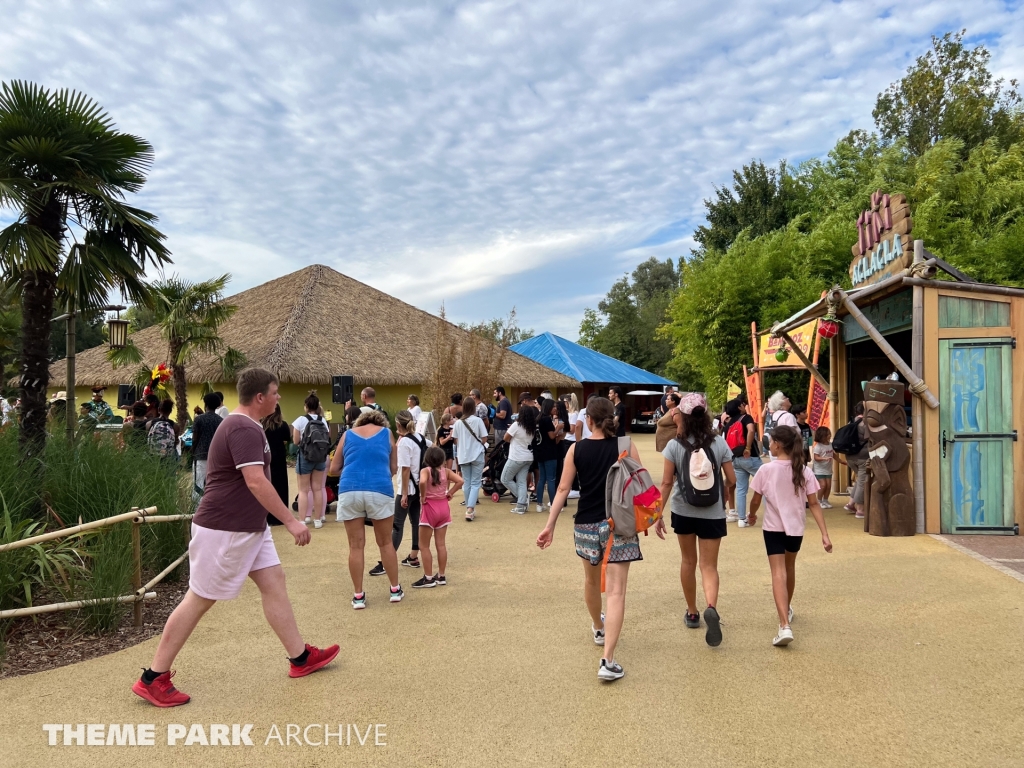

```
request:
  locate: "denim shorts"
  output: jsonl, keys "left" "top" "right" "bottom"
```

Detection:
{"left": 295, "top": 453, "right": 327, "bottom": 475}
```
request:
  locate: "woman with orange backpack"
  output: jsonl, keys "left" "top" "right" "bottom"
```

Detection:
{"left": 536, "top": 396, "right": 644, "bottom": 682}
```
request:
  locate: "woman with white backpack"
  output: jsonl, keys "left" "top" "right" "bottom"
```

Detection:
{"left": 659, "top": 393, "right": 736, "bottom": 647}
{"left": 537, "top": 397, "right": 644, "bottom": 682}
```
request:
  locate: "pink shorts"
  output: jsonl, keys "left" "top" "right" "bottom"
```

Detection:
{"left": 188, "top": 523, "right": 281, "bottom": 600}
{"left": 419, "top": 497, "right": 452, "bottom": 529}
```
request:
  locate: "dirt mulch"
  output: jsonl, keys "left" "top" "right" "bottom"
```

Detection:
{"left": 0, "top": 569, "right": 188, "bottom": 680}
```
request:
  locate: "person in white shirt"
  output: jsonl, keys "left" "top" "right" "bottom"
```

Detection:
{"left": 453, "top": 396, "right": 489, "bottom": 521}
{"left": 390, "top": 410, "right": 431, "bottom": 570}
{"left": 574, "top": 394, "right": 597, "bottom": 441}
{"left": 406, "top": 395, "right": 423, "bottom": 423}
{"left": 291, "top": 393, "right": 328, "bottom": 528}
{"left": 764, "top": 391, "right": 798, "bottom": 461}
{"left": 562, "top": 394, "right": 581, "bottom": 499}
{"left": 213, "top": 391, "right": 229, "bottom": 420}
{"left": 502, "top": 405, "right": 539, "bottom": 513}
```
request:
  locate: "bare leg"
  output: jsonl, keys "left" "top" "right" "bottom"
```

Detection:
{"left": 372, "top": 517, "right": 400, "bottom": 588}
{"left": 785, "top": 550, "right": 798, "bottom": 604}
{"left": 311, "top": 469, "right": 326, "bottom": 520}
{"left": 419, "top": 525, "right": 434, "bottom": 576}
{"left": 582, "top": 560, "right": 604, "bottom": 630}
{"left": 603, "top": 562, "right": 630, "bottom": 663}
{"left": 697, "top": 537, "right": 722, "bottom": 608}
{"left": 343, "top": 519, "right": 367, "bottom": 594}
{"left": 150, "top": 590, "right": 216, "bottom": 671}
{"left": 676, "top": 534, "right": 698, "bottom": 614}
{"left": 768, "top": 553, "right": 790, "bottom": 626}
{"left": 296, "top": 473, "right": 312, "bottom": 520}
{"left": 435, "top": 526, "right": 448, "bottom": 576}
{"left": 249, "top": 565, "right": 305, "bottom": 657}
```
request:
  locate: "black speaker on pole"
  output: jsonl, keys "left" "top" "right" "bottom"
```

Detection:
{"left": 332, "top": 375, "right": 354, "bottom": 405}
{"left": 117, "top": 384, "right": 137, "bottom": 409}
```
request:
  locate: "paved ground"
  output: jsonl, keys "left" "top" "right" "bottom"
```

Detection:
{"left": 2, "top": 434, "right": 1023, "bottom": 767}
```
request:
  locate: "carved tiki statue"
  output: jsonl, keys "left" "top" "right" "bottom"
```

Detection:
{"left": 863, "top": 380, "right": 915, "bottom": 536}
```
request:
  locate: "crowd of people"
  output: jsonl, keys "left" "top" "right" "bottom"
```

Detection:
{"left": 127, "top": 369, "right": 840, "bottom": 708}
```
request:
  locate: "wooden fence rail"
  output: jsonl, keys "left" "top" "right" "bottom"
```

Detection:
{"left": 0, "top": 505, "right": 193, "bottom": 627}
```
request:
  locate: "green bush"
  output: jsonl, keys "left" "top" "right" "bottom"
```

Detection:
{"left": 0, "top": 427, "right": 193, "bottom": 640}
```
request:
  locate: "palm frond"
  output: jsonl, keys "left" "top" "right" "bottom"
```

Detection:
{"left": 106, "top": 340, "right": 144, "bottom": 369}
{"left": 0, "top": 222, "right": 61, "bottom": 273}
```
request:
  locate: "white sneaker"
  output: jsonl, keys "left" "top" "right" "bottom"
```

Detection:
{"left": 313, "top": 518, "right": 323, "bottom": 529}
{"left": 788, "top": 606, "right": 794, "bottom": 623}
{"left": 536, "top": 504, "right": 547, "bottom": 514}
{"left": 737, "top": 519, "right": 749, "bottom": 528}
{"left": 773, "top": 626, "right": 794, "bottom": 646}
{"left": 303, "top": 516, "right": 312, "bottom": 525}
{"left": 511, "top": 505, "right": 527, "bottom": 515}
{"left": 820, "top": 501, "right": 833, "bottom": 509}
{"left": 567, "top": 490, "right": 581, "bottom": 499}
{"left": 598, "top": 658, "right": 624, "bottom": 681}
{"left": 726, "top": 511, "right": 739, "bottom": 523}
{"left": 592, "top": 612, "right": 605, "bottom": 646}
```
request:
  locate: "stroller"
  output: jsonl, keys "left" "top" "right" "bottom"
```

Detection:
{"left": 481, "top": 440, "right": 510, "bottom": 502}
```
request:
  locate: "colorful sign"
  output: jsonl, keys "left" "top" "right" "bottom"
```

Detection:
{"left": 727, "top": 381, "right": 742, "bottom": 401}
{"left": 807, "top": 377, "right": 830, "bottom": 431}
{"left": 744, "top": 365, "right": 762, "bottom": 430}
{"left": 758, "top": 320, "right": 817, "bottom": 368}
{"left": 850, "top": 191, "right": 913, "bottom": 287}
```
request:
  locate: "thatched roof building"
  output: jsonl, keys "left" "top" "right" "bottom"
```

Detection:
{"left": 48, "top": 265, "right": 578, "bottom": 392}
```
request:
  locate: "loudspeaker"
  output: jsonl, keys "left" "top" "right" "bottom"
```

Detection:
{"left": 332, "top": 375, "right": 354, "bottom": 405}
{"left": 117, "top": 384, "right": 137, "bottom": 409}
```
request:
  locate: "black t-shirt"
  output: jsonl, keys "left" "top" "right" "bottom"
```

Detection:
{"left": 614, "top": 403, "right": 626, "bottom": 437}
{"left": 535, "top": 415, "right": 559, "bottom": 462}
{"left": 731, "top": 414, "right": 761, "bottom": 457}
{"left": 493, "top": 398, "right": 513, "bottom": 430}
{"left": 574, "top": 438, "right": 621, "bottom": 524}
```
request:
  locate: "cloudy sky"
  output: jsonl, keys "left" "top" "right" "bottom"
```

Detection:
{"left": 2, "top": 1, "right": 1023, "bottom": 338}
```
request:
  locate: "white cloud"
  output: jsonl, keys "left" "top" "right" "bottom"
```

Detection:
{"left": 1, "top": 0, "right": 1021, "bottom": 340}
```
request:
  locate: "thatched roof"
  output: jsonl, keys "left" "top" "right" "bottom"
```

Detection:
{"left": 48, "top": 264, "right": 579, "bottom": 389}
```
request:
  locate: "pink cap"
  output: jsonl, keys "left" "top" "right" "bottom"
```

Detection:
{"left": 680, "top": 392, "right": 707, "bottom": 415}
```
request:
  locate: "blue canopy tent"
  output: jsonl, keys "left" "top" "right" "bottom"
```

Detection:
{"left": 509, "top": 333, "right": 676, "bottom": 431}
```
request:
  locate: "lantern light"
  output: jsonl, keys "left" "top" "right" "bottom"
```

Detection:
{"left": 107, "top": 316, "right": 129, "bottom": 350}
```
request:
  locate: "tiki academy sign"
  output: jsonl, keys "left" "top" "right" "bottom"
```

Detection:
{"left": 849, "top": 191, "right": 913, "bottom": 287}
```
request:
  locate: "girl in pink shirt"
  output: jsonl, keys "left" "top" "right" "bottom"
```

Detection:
{"left": 414, "top": 447, "right": 464, "bottom": 588}
{"left": 747, "top": 425, "right": 832, "bottom": 648}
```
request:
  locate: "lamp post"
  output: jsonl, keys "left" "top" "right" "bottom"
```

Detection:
{"left": 52, "top": 303, "right": 128, "bottom": 443}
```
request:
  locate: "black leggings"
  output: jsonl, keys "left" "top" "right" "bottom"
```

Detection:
{"left": 392, "top": 492, "right": 421, "bottom": 552}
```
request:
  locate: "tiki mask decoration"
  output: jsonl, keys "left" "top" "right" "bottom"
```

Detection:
{"left": 863, "top": 380, "right": 915, "bottom": 536}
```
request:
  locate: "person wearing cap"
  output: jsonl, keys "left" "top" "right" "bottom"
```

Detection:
{"left": 657, "top": 392, "right": 736, "bottom": 648}
{"left": 87, "top": 386, "right": 114, "bottom": 424}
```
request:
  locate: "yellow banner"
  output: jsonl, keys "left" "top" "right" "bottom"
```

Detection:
{"left": 727, "top": 381, "right": 742, "bottom": 401}
{"left": 758, "top": 320, "right": 817, "bottom": 368}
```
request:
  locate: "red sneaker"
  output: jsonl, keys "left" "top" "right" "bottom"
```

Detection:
{"left": 289, "top": 644, "right": 340, "bottom": 678}
{"left": 131, "top": 670, "right": 191, "bottom": 707}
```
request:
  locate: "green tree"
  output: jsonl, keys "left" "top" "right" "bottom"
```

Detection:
{"left": 459, "top": 308, "right": 534, "bottom": 348}
{"left": 0, "top": 82, "right": 169, "bottom": 456}
{"left": 584, "top": 257, "right": 679, "bottom": 375}
{"left": 110, "top": 275, "right": 244, "bottom": 429}
{"left": 693, "top": 160, "right": 802, "bottom": 256}
{"left": 874, "top": 30, "right": 1024, "bottom": 156}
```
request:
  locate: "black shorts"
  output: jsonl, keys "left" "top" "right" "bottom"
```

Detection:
{"left": 671, "top": 514, "right": 727, "bottom": 539}
{"left": 763, "top": 530, "right": 803, "bottom": 556}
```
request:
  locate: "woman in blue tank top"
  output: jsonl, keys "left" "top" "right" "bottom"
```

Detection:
{"left": 328, "top": 409, "right": 403, "bottom": 609}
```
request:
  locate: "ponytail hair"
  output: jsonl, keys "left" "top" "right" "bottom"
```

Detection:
{"left": 461, "top": 396, "right": 476, "bottom": 422}
{"left": 771, "top": 425, "right": 807, "bottom": 495}
{"left": 585, "top": 396, "right": 616, "bottom": 439}
{"left": 305, "top": 391, "right": 320, "bottom": 412}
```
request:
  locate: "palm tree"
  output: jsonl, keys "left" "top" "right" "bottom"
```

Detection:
{"left": 110, "top": 274, "right": 245, "bottom": 430}
{"left": 0, "top": 81, "right": 169, "bottom": 456}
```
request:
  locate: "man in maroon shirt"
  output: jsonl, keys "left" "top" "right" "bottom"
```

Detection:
{"left": 132, "top": 368, "right": 338, "bottom": 707}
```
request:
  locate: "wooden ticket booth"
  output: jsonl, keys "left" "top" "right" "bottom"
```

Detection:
{"left": 768, "top": 192, "right": 1024, "bottom": 535}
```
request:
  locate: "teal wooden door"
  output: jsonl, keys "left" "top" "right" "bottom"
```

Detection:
{"left": 939, "top": 338, "right": 1016, "bottom": 533}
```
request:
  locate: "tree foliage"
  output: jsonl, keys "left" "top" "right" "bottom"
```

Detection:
{"left": 459, "top": 308, "right": 534, "bottom": 348}
{"left": 874, "top": 30, "right": 1024, "bottom": 156}
{"left": 693, "top": 160, "right": 802, "bottom": 256}
{"left": 580, "top": 257, "right": 679, "bottom": 376}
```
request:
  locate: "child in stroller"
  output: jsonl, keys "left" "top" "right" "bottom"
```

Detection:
{"left": 481, "top": 440, "right": 510, "bottom": 502}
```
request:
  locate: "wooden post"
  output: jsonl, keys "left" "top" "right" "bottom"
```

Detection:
{"left": 833, "top": 288, "right": 940, "bottom": 409}
{"left": 751, "top": 322, "right": 763, "bottom": 429}
{"left": 774, "top": 327, "right": 830, "bottom": 392}
{"left": 912, "top": 240, "right": 926, "bottom": 533}
{"left": 131, "top": 520, "right": 143, "bottom": 627}
{"left": 829, "top": 330, "right": 840, "bottom": 492}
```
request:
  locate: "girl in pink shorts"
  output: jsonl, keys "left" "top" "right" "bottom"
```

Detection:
{"left": 413, "top": 447, "right": 464, "bottom": 588}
